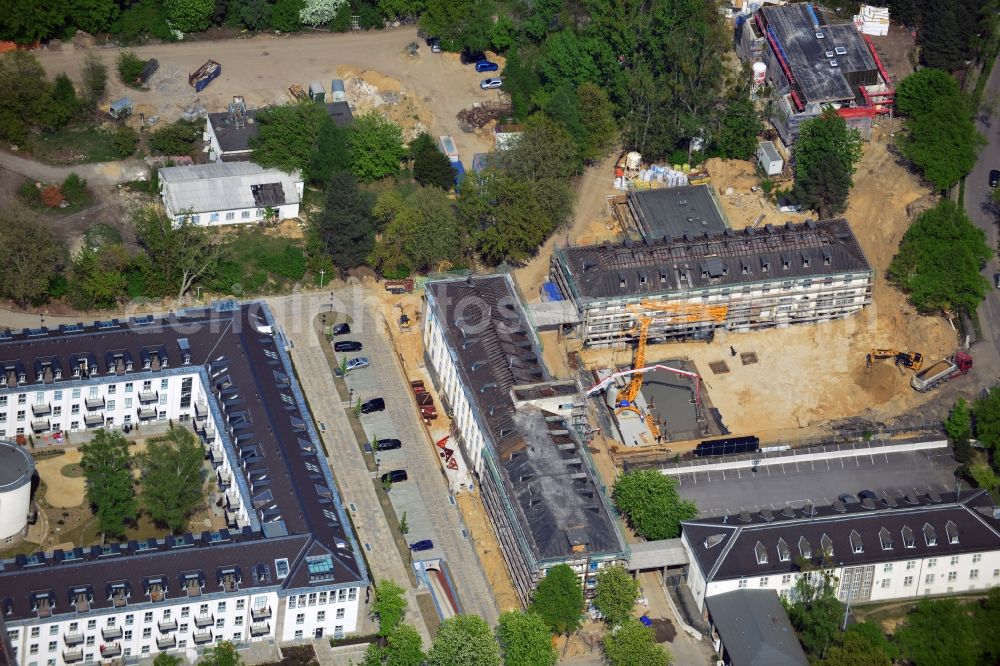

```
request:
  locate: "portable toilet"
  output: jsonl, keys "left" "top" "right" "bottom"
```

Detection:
{"left": 756, "top": 140, "right": 784, "bottom": 176}
{"left": 109, "top": 97, "right": 134, "bottom": 120}
{"left": 331, "top": 79, "right": 346, "bottom": 102}
{"left": 308, "top": 81, "right": 325, "bottom": 102}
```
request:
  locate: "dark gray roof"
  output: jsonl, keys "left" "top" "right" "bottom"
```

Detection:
{"left": 629, "top": 185, "right": 728, "bottom": 241}
{"left": 683, "top": 490, "right": 1000, "bottom": 583}
{"left": 426, "top": 275, "right": 623, "bottom": 562}
{"left": 759, "top": 4, "right": 878, "bottom": 104}
{"left": 706, "top": 590, "right": 808, "bottom": 666}
{"left": 0, "top": 439, "right": 32, "bottom": 491}
{"left": 0, "top": 303, "right": 364, "bottom": 622}
{"left": 554, "top": 219, "right": 870, "bottom": 303}
{"left": 209, "top": 102, "right": 354, "bottom": 156}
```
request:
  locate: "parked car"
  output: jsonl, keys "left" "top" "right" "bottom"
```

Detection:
{"left": 428, "top": 38, "right": 442, "bottom": 53}
{"left": 475, "top": 60, "right": 499, "bottom": 73}
{"left": 994, "top": 272, "right": 1000, "bottom": 289}
{"left": 858, "top": 489, "right": 878, "bottom": 502}
{"left": 409, "top": 539, "right": 433, "bottom": 552}
{"left": 361, "top": 397, "right": 386, "bottom": 413}
{"left": 480, "top": 78, "right": 503, "bottom": 90}
{"left": 346, "top": 357, "right": 370, "bottom": 371}
{"left": 376, "top": 438, "right": 402, "bottom": 451}
{"left": 332, "top": 323, "right": 351, "bottom": 336}
{"left": 381, "top": 469, "right": 408, "bottom": 483}
{"left": 460, "top": 50, "right": 486, "bottom": 64}
{"left": 838, "top": 493, "right": 856, "bottom": 504}
{"left": 334, "top": 340, "right": 362, "bottom": 352}
{"left": 990, "top": 169, "right": 1000, "bottom": 188}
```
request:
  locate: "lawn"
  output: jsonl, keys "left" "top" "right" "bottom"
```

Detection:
{"left": 207, "top": 228, "right": 308, "bottom": 296}
{"left": 27, "top": 125, "right": 126, "bottom": 165}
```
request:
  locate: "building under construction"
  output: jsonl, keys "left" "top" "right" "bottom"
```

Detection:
{"left": 550, "top": 219, "right": 872, "bottom": 347}
{"left": 736, "top": 2, "right": 893, "bottom": 143}
{"left": 423, "top": 275, "right": 626, "bottom": 604}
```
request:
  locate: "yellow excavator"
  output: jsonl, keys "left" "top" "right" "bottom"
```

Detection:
{"left": 866, "top": 348, "right": 923, "bottom": 372}
{"left": 616, "top": 301, "right": 729, "bottom": 437}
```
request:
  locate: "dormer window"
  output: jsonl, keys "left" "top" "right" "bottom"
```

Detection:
{"left": 17, "top": 373, "right": 25, "bottom": 384}
{"left": 820, "top": 533, "right": 833, "bottom": 557}
{"left": 902, "top": 526, "right": 915, "bottom": 548}
{"left": 143, "top": 358, "right": 151, "bottom": 369}
{"left": 659, "top": 271, "right": 668, "bottom": 283}
{"left": 850, "top": 529, "right": 863, "bottom": 554}
{"left": 619, "top": 275, "right": 627, "bottom": 288}
{"left": 639, "top": 275, "right": 647, "bottom": 286}
{"left": 742, "top": 264, "right": 749, "bottom": 275}
{"left": 755, "top": 541, "right": 768, "bottom": 564}
{"left": 802, "top": 256, "right": 810, "bottom": 268}
{"left": 798, "top": 536, "right": 812, "bottom": 559}
{"left": 777, "top": 538, "right": 791, "bottom": 562}
{"left": 125, "top": 361, "right": 133, "bottom": 372}
{"left": 782, "top": 260, "right": 789, "bottom": 271}
{"left": 54, "top": 369, "right": 61, "bottom": 379}
{"left": 946, "top": 520, "right": 959, "bottom": 544}
{"left": 879, "top": 527, "right": 893, "bottom": 550}
{"left": 761, "top": 261, "right": 769, "bottom": 273}
{"left": 923, "top": 522, "right": 937, "bottom": 547}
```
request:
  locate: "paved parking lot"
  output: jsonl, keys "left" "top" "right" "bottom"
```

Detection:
{"left": 675, "top": 448, "right": 959, "bottom": 518}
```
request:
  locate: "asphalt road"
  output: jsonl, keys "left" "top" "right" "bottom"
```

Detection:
{"left": 676, "top": 447, "right": 958, "bottom": 518}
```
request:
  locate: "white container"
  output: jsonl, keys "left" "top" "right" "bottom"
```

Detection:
{"left": 626, "top": 151, "right": 642, "bottom": 170}
{"left": 752, "top": 61, "right": 767, "bottom": 85}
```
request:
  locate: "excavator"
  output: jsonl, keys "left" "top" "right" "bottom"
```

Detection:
{"left": 615, "top": 301, "right": 729, "bottom": 437}
{"left": 866, "top": 348, "right": 923, "bottom": 372}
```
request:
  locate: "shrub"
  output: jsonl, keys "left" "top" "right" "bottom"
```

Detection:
{"left": 116, "top": 51, "right": 146, "bottom": 85}
{"left": 17, "top": 181, "right": 40, "bottom": 206}
{"left": 148, "top": 120, "right": 202, "bottom": 156}
{"left": 112, "top": 126, "right": 139, "bottom": 158}
{"left": 41, "top": 186, "right": 64, "bottom": 208}
{"left": 62, "top": 173, "right": 88, "bottom": 207}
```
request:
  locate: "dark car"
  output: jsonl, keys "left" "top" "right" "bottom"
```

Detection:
{"left": 409, "top": 539, "right": 433, "bottom": 552}
{"left": 838, "top": 493, "right": 857, "bottom": 504}
{"left": 858, "top": 489, "right": 878, "bottom": 502}
{"left": 361, "top": 397, "right": 386, "bottom": 413}
{"left": 427, "top": 38, "right": 442, "bottom": 53}
{"left": 380, "top": 469, "right": 408, "bottom": 483}
{"left": 994, "top": 272, "right": 1000, "bottom": 289}
{"left": 333, "top": 340, "right": 362, "bottom": 352}
{"left": 475, "top": 60, "right": 499, "bottom": 73}
{"left": 990, "top": 169, "right": 1000, "bottom": 188}
{"left": 460, "top": 50, "right": 486, "bottom": 64}
{"left": 332, "top": 323, "right": 350, "bottom": 336}
{"left": 376, "top": 438, "right": 402, "bottom": 451}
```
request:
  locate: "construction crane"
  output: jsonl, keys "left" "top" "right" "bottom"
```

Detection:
{"left": 866, "top": 348, "right": 923, "bottom": 372}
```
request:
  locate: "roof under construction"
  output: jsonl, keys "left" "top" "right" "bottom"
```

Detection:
{"left": 426, "top": 275, "right": 623, "bottom": 562}
{"left": 628, "top": 185, "right": 728, "bottom": 240}
{"left": 553, "top": 218, "right": 870, "bottom": 302}
{"left": 160, "top": 162, "right": 301, "bottom": 215}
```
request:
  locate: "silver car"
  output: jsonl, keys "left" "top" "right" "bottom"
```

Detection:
{"left": 480, "top": 77, "right": 503, "bottom": 90}
{"left": 346, "top": 357, "right": 370, "bottom": 371}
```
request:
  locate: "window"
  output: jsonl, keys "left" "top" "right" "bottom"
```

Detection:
{"left": 85, "top": 636, "right": 94, "bottom": 647}
{"left": 31, "top": 628, "right": 39, "bottom": 638}
{"left": 338, "top": 589, "right": 347, "bottom": 603}
{"left": 49, "top": 627, "right": 57, "bottom": 636}
{"left": 288, "top": 597, "right": 296, "bottom": 609}
{"left": 225, "top": 212, "right": 235, "bottom": 221}
{"left": 141, "top": 646, "right": 150, "bottom": 656}
{"left": 160, "top": 379, "right": 169, "bottom": 390}
{"left": 125, "top": 615, "right": 134, "bottom": 626}
{"left": 141, "top": 628, "right": 151, "bottom": 639}
{"left": 0, "top": 396, "right": 6, "bottom": 407}
{"left": 294, "top": 630, "right": 303, "bottom": 639}
{"left": 234, "top": 617, "right": 243, "bottom": 626}
{"left": 18, "top": 394, "right": 26, "bottom": 404}
{"left": 236, "top": 599, "right": 245, "bottom": 610}
{"left": 70, "top": 389, "right": 80, "bottom": 400}
{"left": 210, "top": 213, "right": 219, "bottom": 222}
{"left": 317, "top": 611, "right": 325, "bottom": 622}
{"left": 296, "top": 613, "right": 305, "bottom": 625}
{"left": 907, "top": 561, "right": 916, "bottom": 570}
{"left": 335, "top": 608, "right": 345, "bottom": 620}
{"left": 123, "top": 631, "right": 132, "bottom": 641}
{"left": 738, "top": 579, "right": 747, "bottom": 588}
{"left": 69, "top": 405, "right": 78, "bottom": 415}
{"left": 125, "top": 383, "right": 133, "bottom": 393}
{"left": 29, "top": 645, "right": 38, "bottom": 655}
{"left": 106, "top": 400, "right": 115, "bottom": 411}
{"left": 950, "top": 556, "right": 960, "bottom": 566}
{"left": 973, "top": 554, "right": 982, "bottom": 563}
{"left": 233, "top": 632, "right": 242, "bottom": 642}
{"left": 883, "top": 563, "right": 893, "bottom": 573}
{"left": 107, "top": 385, "right": 116, "bottom": 395}
{"left": 88, "top": 387, "right": 97, "bottom": 398}
{"left": 47, "top": 642, "right": 56, "bottom": 652}
{"left": 181, "top": 607, "right": 189, "bottom": 618}
{"left": 180, "top": 624, "right": 188, "bottom": 633}
{"left": 927, "top": 558, "right": 937, "bottom": 568}
{"left": 217, "top": 602, "right": 226, "bottom": 613}
{"left": 319, "top": 592, "right": 327, "bottom": 604}
{"left": 16, "top": 410, "right": 24, "bottom": 421}
{"left": 994, "top": 569, "right": 1000, "bottom": 578}
{"left": 348, "top": 588, "right": 357, "bottom": 601}
{"left": 925, "top": 574, "right": 935, "bottom": 584}
{"left": 881, "top": 579, "right": 890, "bottom": 588}
{"left": 904, "top": 576, "right": 913, "bottom": 587}
{"left": 144, "top": 612, "right": 153, "bottom": 623}
{"left": 308, "top": 593, "right": 317, "bottom": 606}
{"left": 275, "top": 558, "right": 289, "bottom": 579}
{"left": 86, "top": 620, "right": 95, "bottom": 630}
{"left": 948, "top": 572, "right": 957, "bottom": 581}
{"left": 215, "top": 619, "right": 224, "bottom": 629}
{"left": 124, "top": 398, "right": 132, "bottom": 409}
{"left": 191, "top": 215, "right": 200, "bottom": 224}
{"left": 971, "top": 569, "right": 980, "bottom": 580}
{"left": 241, "top": 210, "right": 251, "bottom": 220}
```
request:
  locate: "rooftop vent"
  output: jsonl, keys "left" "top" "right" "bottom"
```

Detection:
{"left": 835, "top": 46, "right": 848, "bottom": 55}
{"left": 829, "top": 59, "right": 839, "bottom": 67}
{"left": 816, "top": 31, "right": 825, "bottom": 38}
{"left": 820, "top": 533, "right": 834, "bottom": 556}
{"left": 883, "top": 494, "right": 898, "bottom": 508}
{"left": 759, "top": 509, "right": 774, "bottom": 522}
{"left": 861, "top": 498, "right": 876, "bottom": 510}
{"left": 825, "top": 50, "right": 834, "bottom": 58}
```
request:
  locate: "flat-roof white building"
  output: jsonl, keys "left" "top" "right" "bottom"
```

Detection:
{"left": 159, "top": 163, "right": 303, "bottom": 227}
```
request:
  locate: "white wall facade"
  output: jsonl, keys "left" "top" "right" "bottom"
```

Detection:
{"left": 0, "top": 480, "right": 30, "bottom": 544}
{"left": 169, "top": 203, "right": 301, "bottom": 228}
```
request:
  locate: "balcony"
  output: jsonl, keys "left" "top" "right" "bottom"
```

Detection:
{"left": 251, "top": 606, "right": 272, "bottom": 621}
{"left": 85, "top": 396, "right": 105, "bottom": 410}
{"left": 138, "top": 407, "right": 157, "bottom": 420}
{"left": 194, "top": 614, "right": 214, "bottom": 628}
{"left": 193, "top": 630, "right": 213, "bottom": 645}
{"left": 217, "top": 469, "right": 231, "bottom": 491}
{"left": 84, "top": 413, "right": 104, "bottom": 427}
{"left": 31, "top": 402, "right": 51, "bottom": 416}
{"left": 194, "top": 401, "right": 209, "bottom": 422}
{"left": 158, "top": 618, "right": 178, "bottom": 632}
{"left": 139, "top": 390, "right": 158, "bottom": 403}
{"left": 100, "top": 643, "right": 122, "bottom": 658}
{"left": 63, "top": 648, "right": 84, "bottom": 663}
{"left": 31, "top": 419, "right": 50, "bottom": 433}
{"left": 156, "top": 635, "right": 176, "bottom": 650}
{"left": 63, "top": 632, "right": 84, "bottom": 646}
{"left": 250, "top": 622, "right": 270, "bottom": 637}
{"left": 102, "top": 626, "right": 122, "bottom": 641}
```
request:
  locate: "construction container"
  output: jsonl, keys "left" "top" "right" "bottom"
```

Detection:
{"left": 309, "top": 81, "right": 325, "bottom": 102}
{"left": 188, "top": 60, "right": 221, "bottom": 92}
{"left": 451, "top": 160, "right": 466, "bottom": 189}
{"left": 438, "top": 135, "right": 458, "bottom": 159}
{"left": 330, "top": 79, "right": 346, "bottom": 102}
{"left": 756, "top": 140, "right": 784, "bottom": 176}
{"left": 108, "top": 97, "right": 133, "bottom": 120}
{"left": 138, "top": 59, "right": 159, "bottom": 86}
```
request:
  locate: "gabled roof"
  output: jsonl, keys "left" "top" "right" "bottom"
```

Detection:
{"left": 160, "top": 163, "right": 302, "bottom": 215}
{"left": 706, "top": 590, "right": 808, "bottom": 666}
{"left": 684, "top": 490, "right": 1000, "bottom": 583}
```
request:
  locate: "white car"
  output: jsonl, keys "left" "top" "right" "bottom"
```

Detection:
{"left": 480, "top": 78, "right": 503, "bottom": 90}
{"left": 346, "top": 357, "right": 370, "bottom": 371}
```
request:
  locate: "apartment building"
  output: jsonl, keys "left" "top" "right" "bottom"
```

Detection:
{"left": 423, "top": 275, "right": 627, "bottom": 605}
{"left": 550, "top": 219, "right": 872, "bottom": 347}
{"left": 681, "top": 489, "right": 1000, "bottom": 611}
{"left": 0, "top": 303, "right": 367, "bottom": 665}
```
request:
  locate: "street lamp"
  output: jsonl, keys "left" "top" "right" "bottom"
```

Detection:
{"left": 319, "top": 269, "right": 326, "bottom": 288}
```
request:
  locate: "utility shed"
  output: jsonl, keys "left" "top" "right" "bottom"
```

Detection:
{"left": 706, "top": 590, "right": 808, "bottom": 666}
{"left": 757, "top": 141, "right": 784, "bottom": 176}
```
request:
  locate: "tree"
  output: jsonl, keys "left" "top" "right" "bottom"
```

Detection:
{"left": 426, "top": 614, "right": 501, "bottom": 666}
{"left": 385, "top": 624, "right": 425, "bottom": 666}
{"left": 715, "top": 89, "right": 763, "bottom": 160}
{"left": 975, "top": 589, "right": 1000, "bottom": 664}
{"left": 369, "top": 186, "right": 466, "bottom": 276}
{"left": 593, "top": 566, "right": 639, "bottom": 627}
{"left": 377, "top": 0, "right": 426, "bottom": 20}
{"left": 816, "top": 622, "right": 898, "bottom": 666}
{"left": 50, "top": 73, "right": 79, "bottom": 127}
{"left": 944, "top": 397, "right": 972, "bottom": 462}
{"left": 311, "top": 171, "right": 375, "bottom": 270}
{"left": 165, "top": 0, "right": 214, "bottom": 32}
{"left": 895, "top": 69, "right": 962, "bottom": 119}
{"left": 81, "top": 430, "right": 138, "bottom": 539}
{"left": 0, "top": 0, "right": 66, "bottom": 44}
{"left": 236, "top": 0, "right": 271, "bottom": 30}
{"left": 149, "top": 120, "right": 202, "bottom": 156}
{"left": 0, "top": 207, "right": 64, "bottom": 307}
{"left": 270, "top": 0, "right": 304, "bottom": 31}
{"left": 111, "top": 126, "right": 138, "bottom": 158}
{"left": 348, "top": 112, "right": 405, "bottom": 181}
{"left": 917, "top": 0, "right": 984, "bottom": 71}
{"left": 529, "top": 564, "right": 583, "bottom": 636}
{"left": 602, "top": 618, "right": 671, "bottom": 666}
{"left": 577, "top": 82, "right": 618, "bottom": 163}
{"left": 793, "top": 157, "right": 851, "bottom": 218}
{"left": 0, "top": 51, "right": 55, "bottom": 144}
{"left": 411, "top": 134, "right": 455, "bottom": 190}
{"left": 896, "top": 598, "right": 978, "bottom": 666}
{"left": 71, "top": 0, "right": 120, "bottom": 34}
{"left": 795, "top": 108, "right": 864, "bottom": 178}
{"left": 69, "top": 244, "right": 131, "bottom": 310}
{"left": 251, "top": 102, "right": 329, "bottom": 173}
{"left": 974, "top": 387, "right": 1000, "bottom": 465}
{"left": 419, "top": 0, "right": 495, "bottom": 52}
{"left": 199, "top": 641, "right": 242, "bottom": 666}
{"left": 969, "top": 462, "right": 1000, "bottom": 491}
{"left": 612, "top": 470, "right": 697, "bottom": 540}
{"left": 887, "top": 200, "right": 990, "bottom": 313}
{"left": 783, "top": 570, "right": 844, "bottom": 659}
{"left": 134, "top": 206, "right": 225, "bottom": 299}
{"left": 153, "top": 653, "right": 184, "bottom": 666}
{"left": 498, "top": 113, "right": 581, "bottom": 181}
{"left": 306, "top": 114, "right": 350, "bottom": 186}
{"left": 299, "top": 0, "right": 347, "bottom": 25}
{"left": 116, "top": 50, "right": 146, "bottom": 85}
{"left": 138, "top": 426, "right": 205, "bottom": 532}
{"left": 900, "top": 93, "right": 983, "bottom": 190}
{"left": 79, "top": 51, "right": 108, "bottom": 113}
{"left": 496, "top": 611, "right": 556, "bottom": 666}
{"left": 371, "top": 580, "right": 407, "bottom": 636}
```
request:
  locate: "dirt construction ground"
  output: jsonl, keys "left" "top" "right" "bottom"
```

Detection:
{"left": 561, "top": 125, "right": 955, "bottom": 444}
{"left": 33, "top": 28, "right": 502, "bottom": 159}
